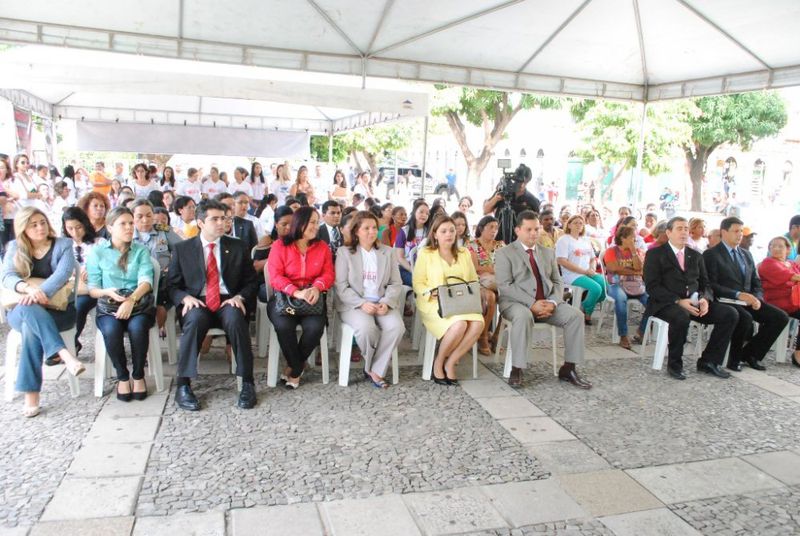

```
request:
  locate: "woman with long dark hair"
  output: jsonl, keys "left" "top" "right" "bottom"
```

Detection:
{"left": 250, "top": 161, "right": 268, "bottom": 210}
{"left": 394, "top": 201, "right": 430, "bottom": 287}
{"left": 161, "top": 166, "right": 176, "bottom": 191}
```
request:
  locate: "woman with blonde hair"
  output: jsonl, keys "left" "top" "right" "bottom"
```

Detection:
{"left": 289, "top": 165, "right": 317, "bottom": 206}
{"left": 687, "top": 218, "right": 707, "bottom": 252}
{"left": 2, "top": 207, "right": 83, "bottom": 417}
{"left": 413, "top": 216, "right": 484, "bottom": 384}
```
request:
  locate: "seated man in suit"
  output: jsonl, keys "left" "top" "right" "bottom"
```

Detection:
{"left": 495, "top": 210, "right": 592, "bottom": 389}
{"left": 703, "top": 217, "right": 788, "bottom": 371}
{"left": 215, "top": 192, "right": 258, "bottom": 253}
{"left": 643, "top": 216, "right": 738, "bottom": 380}
{"left": 318, "top": 200, "right": 343, "bottom": 259}
{"left": 168, "top": 199, "right": 259, "bottom": 410}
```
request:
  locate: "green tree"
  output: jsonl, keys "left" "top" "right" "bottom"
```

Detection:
{"left": 679, "top": 92, "right": 787, "bottom": 210}
{"left": 309, "top": 123, "right": 415, "bottom": 178}
{"left": 310, "top": 135, "right": 348, "bottom": 163}
{"left": 570, "top": 100, "right": 692, "bottom": 203}
{"left": 432, "top": 86, "right": 562, "bottom": 190}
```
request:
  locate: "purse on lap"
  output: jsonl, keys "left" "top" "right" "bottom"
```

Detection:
{"left": 96, "top": 288, "right": 155, "bottom": 317}
{"left": 436, "top": 276, "right": 482, "bottom": 318}
{"left": 273, "top": 290, "right": 326, "bottom": 317}
{"left": 1, "top": 277, "right": 73, "bottom": 311}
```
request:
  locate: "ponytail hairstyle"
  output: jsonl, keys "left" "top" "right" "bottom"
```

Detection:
{"left": 106, "top": 206, "right": 134, "bottom": 272}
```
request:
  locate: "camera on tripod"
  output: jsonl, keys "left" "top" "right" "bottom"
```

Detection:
{"left": 496, "top": 160, "right": 531, "bottom": 201}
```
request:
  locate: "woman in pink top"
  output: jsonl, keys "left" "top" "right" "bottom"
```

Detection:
{"left": 267, "top": 206, "right": 334, "bottom": 388}
{"left": 758, "top": 236, "right": 800, "bottom": 367}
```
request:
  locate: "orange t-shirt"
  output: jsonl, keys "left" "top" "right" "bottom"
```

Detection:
{"left": 90, "top": 171, "right": 112, "bottom": 196}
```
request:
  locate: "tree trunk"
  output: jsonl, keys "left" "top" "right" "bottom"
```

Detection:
{"left": 602, "top": 165, "right": 628, "bottom": 203}
{"left": 363, "top": 151, "right": 379, "bottom": 181}
{"left": 684, "top": 143, "right": 714, "bottom": 212}
{"left": 349, "top": 150, "right": 364, "bottom": 174}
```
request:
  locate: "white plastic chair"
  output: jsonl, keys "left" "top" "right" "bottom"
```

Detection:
{"left": 493, "top": 317, "right": 559, "bottom": 377}
{"left": 3, "top": 268, "right": 81, "bottom": 401}
{"left": 93, "top": 258, "right": 165, "bottom": 397}
{"left": 640, "top": 316, "right": 670, "bottom": 370}
{"left": 772, "top": 318, "right": 799, "bottom": 364}
{"left": 337, "top": 320, "right": 399, "bottom": 386}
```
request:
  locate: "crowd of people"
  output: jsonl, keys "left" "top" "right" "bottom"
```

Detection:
{"left": 2, "top": 154, "right": 799, "bottom": 418}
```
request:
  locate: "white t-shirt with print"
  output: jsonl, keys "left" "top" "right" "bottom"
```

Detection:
{"left": 555, "top": 234, "right": 595, "bottom": 284}
{"left": 176, "top": 179, "right": 203, "bottom": 203}
{"left": 360, "top": 247, "right": 380, "bottom": 301}
{"left": 202, "top": 179, "right": 228, "bottom": 199}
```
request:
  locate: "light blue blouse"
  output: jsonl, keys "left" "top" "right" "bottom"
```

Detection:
{"left": 86, "top": 240, "right": 154, "bottom": 291}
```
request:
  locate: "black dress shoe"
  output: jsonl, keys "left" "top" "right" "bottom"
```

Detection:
{"left": 743, "top": 356, "right": 766, "bottom": 371}
{"left": 238, "top": 381, "right": 257, "bottom": 409}
{"left": 175, "top": 385, "right": 200, "bottom": 411}
{"left": 508, "top": 366, "right": 523, "bottom": 387}
{"left": 697, "top": 361, "right": 731, "bottom": 379}
{"left": 726, "top": 362, "right": 743, "bottom": 372}
{"left": 668, "top": 367, "right": 686, "bottom": 380}
{"left": 558, "top": 368, "right": 593, "bottom": 389}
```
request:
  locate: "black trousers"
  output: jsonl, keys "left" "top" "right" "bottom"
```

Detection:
{"left": 177, "top": 299, "right": 254, "bottom": 383}
{"left": 267, "top": 299, "right": 326, "bottom": 378}
{"left": 727, "top": 302, "right": 789, "bottom": 366}
{"left": 655, "top": 302, "right": 738, "bottom": 370}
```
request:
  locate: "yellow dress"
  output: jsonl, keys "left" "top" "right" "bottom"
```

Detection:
{"left": 413, "top": 246, "right": 484, "bottom": 339}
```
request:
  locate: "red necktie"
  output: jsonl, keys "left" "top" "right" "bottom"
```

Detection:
{"left": 206, "top": 243, "right": 221, "bottom": 312}
{"left": 527, "top": 249, "right": 545, "bottom": 301}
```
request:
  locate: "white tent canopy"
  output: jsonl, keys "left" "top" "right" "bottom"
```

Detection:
{"left": 1, "top": 0, "right": 799, "bottom": 102}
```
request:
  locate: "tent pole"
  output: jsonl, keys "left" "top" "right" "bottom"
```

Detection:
{"left": 630, "top": 101, "right": 647, "bottom": 209}
{"left": 421, "top": 115, "right": 429, "bottom": 197}
{"left": 328, "top": 133, "right": 334, "bottom": 162}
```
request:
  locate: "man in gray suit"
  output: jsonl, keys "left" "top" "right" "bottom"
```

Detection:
{"left": 495, "top": 210, "right": 592, "bottom": 388}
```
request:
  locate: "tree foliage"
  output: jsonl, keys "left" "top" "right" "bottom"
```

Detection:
{"left": 310, "top": 135, "right": 348, "bottom": 163}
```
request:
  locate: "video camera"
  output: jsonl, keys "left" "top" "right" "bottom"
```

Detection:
{"left": 496, "top": 160, "right": 531, "bottom": 201}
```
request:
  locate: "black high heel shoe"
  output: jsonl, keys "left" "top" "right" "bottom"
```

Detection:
{"left": 792, "top": 353, "right": 800, "bottom": 368}
{"left": 432, "top": 362, "right": 451, "bottom": 386}
{"left": 131, "top": 378, "right": 148, "bottom": 401}
{"left": 116, "top": 381, "right": 132, "bottom": 402}
{"left": 444, "top": 368, "right": 459, "bottom": 385}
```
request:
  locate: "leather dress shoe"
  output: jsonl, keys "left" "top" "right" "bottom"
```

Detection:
{"left": 668, "top": 367, "right": 687, "bottom": 380}
{"left": 558, "top": 363, "right": 592, "bottom": 389}
{"left": 726, "top": 362, "right": 743, "bottom": 372}
{"left": 697, "top": 361, "right": 731, "bottom": 379}
{"left": 743, "top": 356, "right": 766, "bottom": 371}
{"left": 238, "top": 381, "right": 257, "bottom": 409}
{"left": 508, "top": 366, "right": 523, "bottom": 387}
{"left": 175, "top": 385, "right": 200, "bottom": 411}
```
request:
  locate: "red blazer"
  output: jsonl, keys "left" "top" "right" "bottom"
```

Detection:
{"left": 758, "top": 256, "right": 800, "bottom": 313}
{"left": 267, "top": 239, "right": 334, "bottom": 296}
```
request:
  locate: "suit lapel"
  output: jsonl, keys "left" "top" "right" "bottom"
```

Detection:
{"left": 194, "top": 237, "right": 206, "bottom": 286}
{"left": 533, "top": 247, "right": 549, "bottom": 294}
{"left": 353, "top": 247, "right": 364, "bottom": 294}
{"left": 665, "top": 244, "right": 684, "bottom": 272}
{"left": 220, "top": 236, "right": 232, "bottom": 287}
{"left": 721, "top": 245, "right": 744, "bottom": 284}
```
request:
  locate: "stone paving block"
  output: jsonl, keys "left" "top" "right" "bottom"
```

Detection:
{"left": 98, "top": 391, "right": 169, "bottom": 419}
{"left": 404, "top": 487, "right": 508, "bottom": 535}
{"left": 742, "top": 450, "right": 800, "bottom": 485}
{"left": 558, "top": 470, "right": 663, "bottom": 516}
{"left": 133, "top": 511, "right": 224, "bottom": 535}
{"left": 41, "top": 477, "right": 141, "bottom": 521}
{"left": 599, "top": 508, "right": 702, "bottom": 536}
{"left": 481, "top": 479, "right": 587, "bottom": 527}
{"left": 30, "top": 516, "right": 135, "bottom": 536}
{"left": 230, "top": 503, "right": 323, "bottom": 536}
{"left": 458, "top": 379, "right": 518, "bottom": 398}
{"left": 42, "top": 363, "right": 65, "bottom": 381}
{"left": 85, "top": 415, "right": 161, "bottom": 444}
{"left": 322, "top": 494, "right": 421, "bottom": 536}
{"left": 586, "top": 345, "right": 641, "bottom": 360}
{"left": 735, "top": 368, "right": 800, "bottom": 397}
{"left": 627, "top": 457, "right": 784, "bottom": 504}
{"left": 527, "top": 441, "right": 611, "bottom": 474}
{"left": 498, "top": 416, "right": 576, "bottom": 444}
{"left": 474, "top": 396, "right": 545, "bottom": 419}
{"left": 67, "top": 442, "right": 152, "bottom": 478}
{"left": 0, "top": 527, "right": 30, "bottom": 536}
{"left": 457, "top": 362, "right": 495, "bottom": 380}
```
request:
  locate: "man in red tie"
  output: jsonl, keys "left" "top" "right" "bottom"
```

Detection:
{"left": 168, "top": 200, "right": 259, "bottom": 410}
{"left": 494, "top": 211, "right": 592, "bottom": 389}
{"left": 643, "top": 217, "right": 738, "bottom": 380}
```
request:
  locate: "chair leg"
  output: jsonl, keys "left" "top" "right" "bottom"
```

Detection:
{"left": 4, "top": 333, "right": 21, "bottom": 402}
{"left": 640, "top": 317, "right": 653, "bottom": 356}
{"left": 502, "top": 332, "right": 513, "bottom": 378}
{"left": 391, "top": 348, "right": 399, "bottom": 385}
{"left": 94, "top": 334, "right": 107, "bottom": 397}
{"left": 411, "top": 311, "right": 422, "bottom": 351}
{"left": 493, "top": 318, "right": 507, "bottom": 365}
{"left": 421, "top": 332, "right": 436, "bottom": 380}
{"left": 165, "top": 308, "right": 177, "bottom": 365}
{"left": 472, "top": 344, "right": 478, "bottom": 379}
{"left": 146, "top": 328, "right": 165, "bottom": 392}
{"left": 338, "top": 324, "right": 354, "bottom": 387}
{"left": 652, "top": 321, "right": 669, "bottom": 370}
{"left": 256, "top": 302, "right": 268, "bottom": 359}
{"left": 320, "top": 328, "right": 330, "bottom": 385}
{"left": 774, "top": 323, "right": 790, "bottom": 364}
{"left": 266, "top": 327, "right": 279, "bottom": 388}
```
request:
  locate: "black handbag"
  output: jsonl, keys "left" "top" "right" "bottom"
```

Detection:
{"left": 273, "top": 290, "right": 325, "bottom": 317}
{"left": 97, "top": 288, "right": 155, "bottom": 317}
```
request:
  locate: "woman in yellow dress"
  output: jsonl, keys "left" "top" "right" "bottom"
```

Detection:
{"left": 413, "top": 216, "right": 484, "bottom": 385}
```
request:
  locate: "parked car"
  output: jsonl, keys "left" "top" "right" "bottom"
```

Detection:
{"left": 378, "top": 165, "right": 448, "bottom": 198}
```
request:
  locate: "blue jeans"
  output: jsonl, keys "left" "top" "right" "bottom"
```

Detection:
{"left": 75, "top": 294, "right": 97, "bottom": 342}
{"left": 607, "top": 284, "right": 649, "bottom": 337}
{"left": 8, "top": 303, "right": 76, "bottom": 392}
{"left": 96, "top": 312, "right": 154, "bottom": 381}
{"left": 400, "top": 267, "right": 412, "bottom": 287}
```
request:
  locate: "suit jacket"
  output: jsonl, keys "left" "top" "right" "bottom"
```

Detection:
{"left": 232, "top": 217, "right": 258, "bottom": 255}
{"left": 643, "top": 242, "right": 712, "bottom": 316}
{"left": 334, "top": 245, "right": 404, "bottom": 312}
{"left": 702, "top": 242, "right": 763, "bottom": 300}
{"left": 318, "top": 223, "right": 343, "bottom": 258}
{"left": 168, "top": 235, "right": 258, "bottom": 311}
{"left": 495, "top": 240, "right": 563, "bottom": 314}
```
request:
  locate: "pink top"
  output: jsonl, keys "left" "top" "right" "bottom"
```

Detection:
{"left": 267, "top": 239, "right": 334, "bottom": 296}
{"left": 758, "top": 256, "right": 800, "bottom": 313}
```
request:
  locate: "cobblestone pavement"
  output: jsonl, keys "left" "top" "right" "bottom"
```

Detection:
{"left": 763, "top": 352, "right": 800, "bottom": 386}
{"left": 0, "top": 378, "right": 104, "bottom": 527}
{"left": 670, "top": 484, "right": 800, "bottom": 535}
{"left": 137, "top": 369, "right": 545, "bottom": 517}
{"left": 466, "top": 519, "right": 615, "bottom": 535}
{"left": 486, "top": 357, "right": 800, "bottom": 469}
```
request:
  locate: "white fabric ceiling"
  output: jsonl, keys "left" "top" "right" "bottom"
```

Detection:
{"left": 0, "top": 46, "right": 429, "bottom": 133}
{"left": 1, "top": 0, "right": 799, "bottom": 102}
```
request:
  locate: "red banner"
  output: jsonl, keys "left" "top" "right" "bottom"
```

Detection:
{"left": 14, "top": 106, "right": 32, "bottom": 156}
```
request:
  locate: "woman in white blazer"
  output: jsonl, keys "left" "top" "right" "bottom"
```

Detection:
{"left": 335, "top": 211, "right": 406, "bottom": 388}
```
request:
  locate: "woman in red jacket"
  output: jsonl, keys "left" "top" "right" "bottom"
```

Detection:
{"left": 267, "top": 206, "right": 335, "bottom": 388}
{"left": 758, "top": 236, "right": 800, "bottom": 367}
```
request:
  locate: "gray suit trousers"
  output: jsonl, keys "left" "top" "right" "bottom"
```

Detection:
{"left": 501, "top": 303, "right": 585, "bottom": 368}
{"left": 340, "top": 308, "right": 405, "bottom": 377}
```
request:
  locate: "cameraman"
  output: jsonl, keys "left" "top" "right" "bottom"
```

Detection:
{"left": 483, "top": 164, "right": 541, "bottom": 243}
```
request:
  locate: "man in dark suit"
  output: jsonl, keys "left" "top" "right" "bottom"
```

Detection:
{"left": 168, "top": 199, "right": 259, "bottom": 410}
{"left": 643, "top": 217, "right": 738, "bottom": 380}
{"left": 318, "top": 200, "right": 343, "bottom": 259}
{"left": 215, "top": 192, "right": 258, "bottom": 253}
{"left": 703, "top": 217, "right": 788, "bottom": 371}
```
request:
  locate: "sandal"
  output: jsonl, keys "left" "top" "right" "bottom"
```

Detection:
{"left": 365, "top": 371, "right": 389, "bottom": 389}
{"left": 23, "top": 405, "right": 40, "bottom": 418}
{"left": 284, "top": 378, "right": 300, "bottom": 390}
